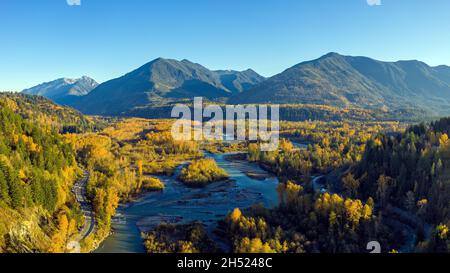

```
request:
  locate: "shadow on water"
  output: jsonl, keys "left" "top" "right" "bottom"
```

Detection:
{"left": 95, "top": 152, "right": 279, "bottom": 253}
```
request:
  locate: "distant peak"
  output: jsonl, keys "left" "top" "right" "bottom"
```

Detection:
{"left": 142, "top": 57, "right": 172, "bottom": 68}
{"left": 149, "top": 57, "right": 188, "bottom": 65}
{"left": 62, "top": 78, "right": 77, "bottom": 84}
{"left": 150, "top": 57, "right": 170, "bottom": 64}
{"left": 60, "top": 76, "right": 96, "bottom": 85}
{"left": 435, "top": 64, "right": 450, "bottom": 69}
{"left": 321, "top": 52, "right": 343, "bottom": 59}
{"left": 242, "top": 68, "right": 263, "bottom": 77}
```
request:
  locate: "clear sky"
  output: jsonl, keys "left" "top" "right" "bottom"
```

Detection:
{"left": 1, "top": 0, "right": 450, "bottom": 91}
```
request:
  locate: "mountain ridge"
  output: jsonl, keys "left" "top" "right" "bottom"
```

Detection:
{"left": 68, "top": 57, "right": 265, "bottom": 115}
{"left": 22, "top": 76, "right": 98, "bottom": 105}
{"left": 20, "top": 53, "right": 450, "bottom": 118}
{"left": 230, "top": 53, "right": 450, "bottom": 116}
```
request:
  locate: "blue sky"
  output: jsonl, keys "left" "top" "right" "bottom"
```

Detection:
{"left": 1, "top": 0, "right": 450, "bottom": 91}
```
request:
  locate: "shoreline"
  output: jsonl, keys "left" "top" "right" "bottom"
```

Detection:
{"left": 91, "top": 151, "right": 277, "bottom": 253}
{"left": 224, "top": 153, "right": 273, "bottom": 180}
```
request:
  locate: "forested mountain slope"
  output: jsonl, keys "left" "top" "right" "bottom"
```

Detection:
{"left": 0, "top": 99, "right": 80, "bottom": 252}
{"left": 0, "top": 93, "right": 100, "bottom": 133}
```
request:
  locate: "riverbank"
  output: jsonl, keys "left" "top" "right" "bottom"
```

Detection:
{"left": 94, "top": 152, "right": 279, "bottom": 253}
{"left": 223, "top": 153, "right": 272, "bottom": 180}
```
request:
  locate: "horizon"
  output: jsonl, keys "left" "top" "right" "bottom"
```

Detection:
{"left": 2, "top": 0, "right": 450, "bottom": 90}
{"left": 6, "top": 51, "right": 450, "bottom": 92}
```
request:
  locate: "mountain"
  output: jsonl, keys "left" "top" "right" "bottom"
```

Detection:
{"left": 22, "top": 76, "right": 98, "bottom": 105}
{"left": 215, "top": 69, "right": 265, "bottom": 93}
{"left": 0, "top": 94, "right": 80, "bottom": 252}
{"left": 230, "top": 53, "right": 450, "bottom": 116}
{"left": 29, "top": 54, "right": 450, "bottom": 118}
{"left": 70, "top": 58, "right": 264, "bottom": 115}
{"left": 0, "top": 93, "right": 97, "bottom": 133}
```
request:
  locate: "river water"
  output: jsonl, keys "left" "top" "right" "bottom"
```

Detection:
{"left": 95, "top": 153, "right": 279, "bottom": 253}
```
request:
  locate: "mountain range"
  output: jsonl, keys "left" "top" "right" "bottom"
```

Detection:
{"left": 230, "top": 53, "right": 450, "bottom": 116}
{"left": 68, "top": 58, "right": 264, "bottom": 115}
{"left": 21, "top": 53, "right": 450, "bottom": 117}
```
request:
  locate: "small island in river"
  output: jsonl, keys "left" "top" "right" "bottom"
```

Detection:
{"left": 178, "top": 158, "right": 230, "bottom": 187}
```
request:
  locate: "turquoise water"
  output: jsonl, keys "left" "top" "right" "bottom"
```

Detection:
{"left": 95, "top": 153, "right": 279, "bottom": 253}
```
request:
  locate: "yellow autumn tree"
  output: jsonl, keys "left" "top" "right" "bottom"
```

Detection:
{"left": 437, "top": 224, "right": 449, "bottom": 240}
{"left": 137, "top": 160, "right": 143, "bottom": 177}
{"left": 344, "top": 199, "right": 364, "bottom": 228}
{"left": 49, "top": 214, "right": 69, "bottom": 253}
{"left": 278, "top": 181, "right": 303, "bottom": 205}
{"left": 279, "top": 139, "right": 294, "bottom": 153}
{"left": 236, "top": 237, "right": 275, "bottom": 253}
{"left": 439, "top": 133, "right": 449, "bottom": 147}
{"left": 229, "top": 208, "right": 242, "bottom": 223}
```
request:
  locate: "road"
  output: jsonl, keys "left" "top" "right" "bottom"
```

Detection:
{"left": 312, "top": 175, "right": 327, "bottom": 193}
{"left": 72, "top": 169, "right": 96, "bottom": 241}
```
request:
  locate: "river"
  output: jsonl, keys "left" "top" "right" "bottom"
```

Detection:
{"left": 95, "top": 152, "right": 279, "bottom": 253}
